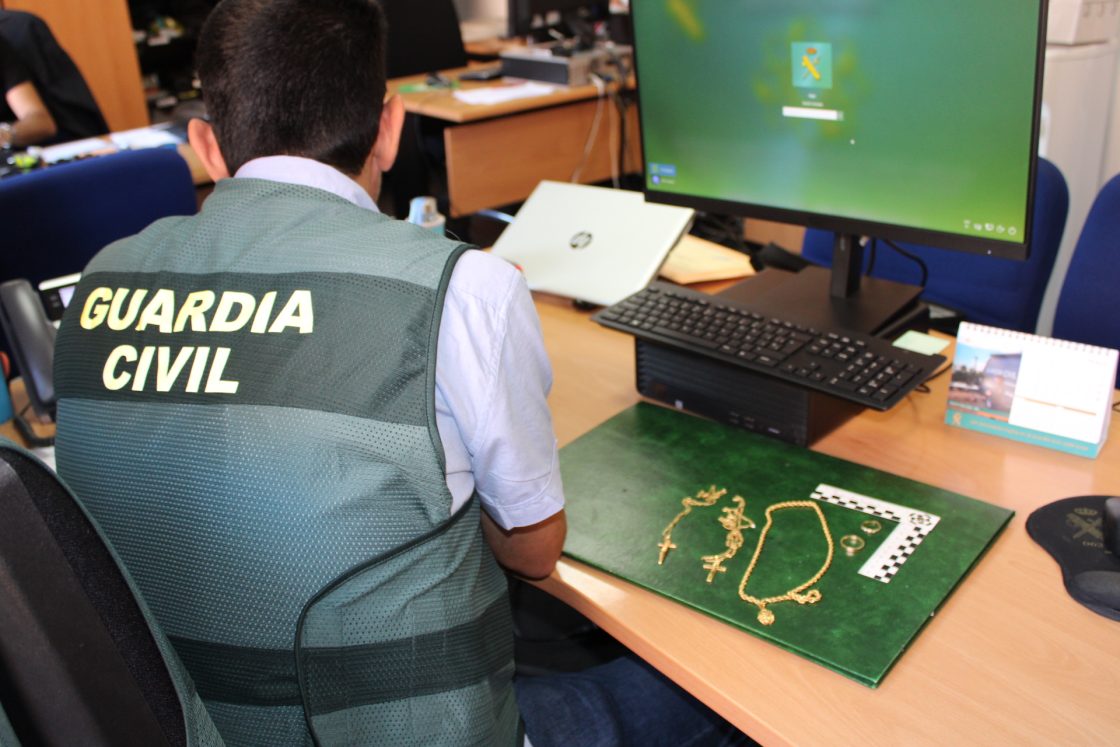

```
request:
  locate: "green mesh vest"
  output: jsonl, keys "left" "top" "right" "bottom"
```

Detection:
{"left": 54, "top": 178, "right": 521, "bottom": 746}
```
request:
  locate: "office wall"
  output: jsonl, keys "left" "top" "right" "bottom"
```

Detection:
{"left": 1, "top": 0, "right": 148, "bottom": 131}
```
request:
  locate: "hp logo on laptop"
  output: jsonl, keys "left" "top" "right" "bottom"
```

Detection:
{"left": 569, "top": 231, "right": 593, "bottom": 250}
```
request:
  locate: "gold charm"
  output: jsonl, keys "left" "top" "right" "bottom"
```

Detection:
{"left": 657, "top": 486, "right": 726, "bottom": 565}
{"left": 700, "top": 496, "right": 755, "bottom": 583}
{"left": 738, "top": 501, "right": 834, "bottom": 626}
{"left": 702, "top": 555, "right": 729, "bottom": 582}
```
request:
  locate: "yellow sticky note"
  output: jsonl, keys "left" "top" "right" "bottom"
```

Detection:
{"left": 893, "top": 330, "right": 950, "bottom": 356}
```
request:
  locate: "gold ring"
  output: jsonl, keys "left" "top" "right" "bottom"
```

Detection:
{"left": 841, "top": 534, "right": 865, "bottom": 556}
{"left": 860, "top": 519, "right": 882, "bottom": 535}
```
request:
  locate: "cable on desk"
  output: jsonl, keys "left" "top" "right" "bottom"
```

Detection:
{"left": 603, "top": 85, "right": 620, "bottom": 189}
{"left": 914, "top": 360, "right": 952, "bottom": 394}
{"left": 602, "top": 44, "right": 633, "bottom": 188}
{"left": 610, "top": 89, "right": 629, "bottom": 188}
{"left": 866, "top": 237, "right": 879, "bottom": 275}
{"left": 882, "top": 238, "right": 929, "bottom": 289}
{"left": 13, "top": 402, "right": 54, "bottom": 448}
{"left": 570, "top": 73, "right": 608, "bottom": 184}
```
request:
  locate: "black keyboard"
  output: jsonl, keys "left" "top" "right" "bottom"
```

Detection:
{"left": 592, "top": 281, "right": 945, "bottom": 411}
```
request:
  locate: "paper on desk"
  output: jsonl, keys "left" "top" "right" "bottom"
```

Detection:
{"left": 109, "top": 124, "right": 183, "bottom": 150}
{"left": 39, "top": 137, "right": 116, "bottom": 164}
{"left": 454, "top": 81, "right": 558, "bottom": 106}
{"left": 659, "top": 234, "right": 756, "bottom": 284}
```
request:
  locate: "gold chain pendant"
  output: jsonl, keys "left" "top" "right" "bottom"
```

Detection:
{"left": 658, "top": 486, "right": 727, "bottom": 564}
{"left": 737, "top": 501, "right": 834, "bottom": 626}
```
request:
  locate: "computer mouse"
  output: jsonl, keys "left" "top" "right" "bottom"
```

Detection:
{"left": 425, "top": 72, "right": 453, "bottom": 88}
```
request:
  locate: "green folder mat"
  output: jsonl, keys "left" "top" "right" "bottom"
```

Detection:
{"left": 559, "top": 404, "right": 1013, "bottom": 687}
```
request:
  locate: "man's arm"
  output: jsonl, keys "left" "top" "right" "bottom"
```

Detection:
{"left": 3, "top": 81, "right": 57, "bottom": 147}
{"left": 437, "top": 251, "right": 568, "bottom": 576}
{"left": 482, "top": 508, "right": 567, "bottom": 580}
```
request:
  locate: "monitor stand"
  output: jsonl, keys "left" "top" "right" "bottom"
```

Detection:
{"left": 718, "top": 233, "right": 928, "bottom": 339}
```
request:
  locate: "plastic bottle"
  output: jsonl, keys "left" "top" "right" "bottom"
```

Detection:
{"left": 407, "top": 196, "right": 446, "bottom": 235}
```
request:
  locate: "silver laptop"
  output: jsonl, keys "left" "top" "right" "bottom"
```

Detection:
{"left": 492, "top": 181, "right": 695, "bottom": 306}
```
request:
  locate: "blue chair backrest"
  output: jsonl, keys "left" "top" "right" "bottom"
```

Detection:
{"left": 801, "top": 157, "right": 1068, "bottom": 333}
{"left": 0, "top": 148, "right": 197, "bottom": 289}
{"left": 1053, "top": 171, "right": 1120, "bottom": 387}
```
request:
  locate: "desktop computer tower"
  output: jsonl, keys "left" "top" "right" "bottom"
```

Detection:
{"left": 634, "top": 339, "right": 862, "bottom": 447}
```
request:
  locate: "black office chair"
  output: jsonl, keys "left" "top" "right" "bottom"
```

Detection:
{"left": 0, "top": 440, "right": 224, "bottom": 746}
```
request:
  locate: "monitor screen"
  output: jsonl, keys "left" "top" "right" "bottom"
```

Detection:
{"left": 632, "top": 0, "right": 1047, "bottom": 261}
{"left": 383, "top": 0, "right": 467, "bottom": 77}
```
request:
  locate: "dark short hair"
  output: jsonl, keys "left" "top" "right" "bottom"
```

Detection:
{"left": 195, "top": 0, "right": 387, "bottom": 176}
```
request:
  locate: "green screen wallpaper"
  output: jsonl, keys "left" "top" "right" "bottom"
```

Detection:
{"left": 635, "top": 0, "right": 1043, "bottom": 245}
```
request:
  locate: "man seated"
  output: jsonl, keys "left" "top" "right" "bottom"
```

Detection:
{"left": 53, "top": 1, "right": 750, "bottom": 744}
{"left": 0, "top": 10, "right": 108, "bottom": 145}
{"left": 1, "top": 34, "right": 57, "bottom": 148}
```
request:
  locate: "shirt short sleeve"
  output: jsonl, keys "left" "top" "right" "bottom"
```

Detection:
{"left": 434, "top": 250, "right": 565, "bottom": 530}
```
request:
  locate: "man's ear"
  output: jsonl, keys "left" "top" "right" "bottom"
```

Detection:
{"left": 188, "top": 118, "right": 231, "bottom": 181}
{"left": 372, "top": 95, "right": 406, "bottom": 173}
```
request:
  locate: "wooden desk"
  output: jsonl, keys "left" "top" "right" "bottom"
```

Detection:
{"left": 533, "top": 291, "right": 1120, "bottom": 746}
{"left": 388, "top": 68, "right": 641, "bottom": 217}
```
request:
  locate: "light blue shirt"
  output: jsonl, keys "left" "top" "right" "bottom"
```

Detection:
{"left": 236, "top": 156, "right": 564, "bottom": 529}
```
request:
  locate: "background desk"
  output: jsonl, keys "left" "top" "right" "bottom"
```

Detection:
{"left": 388, "top": 69, "right": 642, "bottom": 217}
{"left": 533, "top": 290, "right": 1119, "bottom": 746}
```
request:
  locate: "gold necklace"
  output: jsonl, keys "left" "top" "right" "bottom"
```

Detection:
{"left": 701, "top": 495, "right": 755, "bottom": 582}
{"left": 737, "top": 501, "right": 834, "bottom": 626}
{"left": 658, "top": 486, "right": 726, "bottom": 565}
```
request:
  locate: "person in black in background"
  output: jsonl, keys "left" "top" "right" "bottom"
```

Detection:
{"left": 0, "top": 10, "right": 108, "bottom": 147}
{"left": 0, "top": 34, "right": 56, "bottom": 149}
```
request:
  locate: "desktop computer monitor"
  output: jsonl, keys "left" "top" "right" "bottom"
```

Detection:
{"left": 382, "top": 0, "right": 468, "bottom": 77}
{"left": 631, "top": 0, "right": 1049, "bottom": 335}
